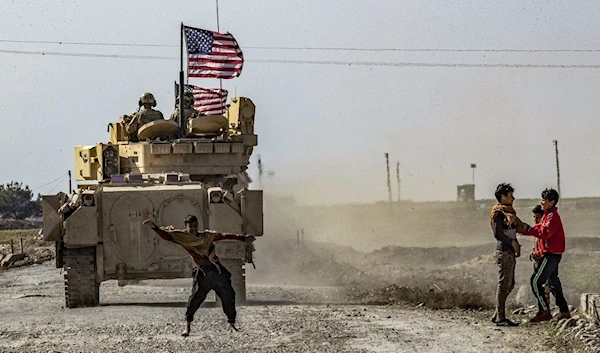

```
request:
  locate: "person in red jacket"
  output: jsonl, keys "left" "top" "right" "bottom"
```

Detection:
{"left": 530, "top": 205, "right": 551, "bottom": 306}
{"left": 522, "top": 188, "right": 570, "bottom": 322}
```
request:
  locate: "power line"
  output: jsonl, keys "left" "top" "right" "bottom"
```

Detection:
{"left": 47, "top": 178, "right": 67, "bottom": 194}
{"left": 0, "top": 39, "right": 176, "bottom": 48}
{"left": 32, "top": 173, "right": 68, "bottom": 191}
{"left": 250, "top": 59, "right": 600, "bottom": 69}
{"left": 248, "top": 46, "right": 600, "bottom": 53}
{"left": 0, "top": 49, "right": 175, "bottom": 60}
{"left": 3, "top": 48, "right": 600, "bottom": 69}
{"left": 3, "top": 39, "right": 600, "bottom": 53}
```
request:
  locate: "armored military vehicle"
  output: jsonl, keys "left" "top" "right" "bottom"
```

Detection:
{"left": 42, "top": 96, "right": 262, "bottom": 308}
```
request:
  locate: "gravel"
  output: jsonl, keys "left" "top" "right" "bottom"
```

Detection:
{"left": 0, "top": 263, "right": 555, "bottom": 352}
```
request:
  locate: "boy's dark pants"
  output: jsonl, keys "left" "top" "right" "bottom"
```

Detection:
{"left": 531, "top": 253, "right": 569, "bottom": 313}
{"left": 494, "top": 250, "right": 516, "bottom": 320}
{"left": 185, "top": 264, "right": 236, "bottom": 323}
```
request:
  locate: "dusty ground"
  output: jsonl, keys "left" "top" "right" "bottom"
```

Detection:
{"left": 0, "top": 263, "right": 556, "bottom": 353}
{"left": 3, "top": 201, "right": 597, "bottom": 352}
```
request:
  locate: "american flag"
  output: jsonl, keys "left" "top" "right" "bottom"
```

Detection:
{"left": 175, "top": 82, "right": 229, "bottom": 116}
{"left": 184, "top": 25, "right": 244, "bottom": 79}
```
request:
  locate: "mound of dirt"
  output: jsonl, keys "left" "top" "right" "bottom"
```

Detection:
{"left": 369, "top": 244, "right": 492, "bottom": 268}
{"left": 251, "top": 239, "right": 373, "bottom": 287}
{"left": 356, "top": 284, "right": 492, "bottom": 309}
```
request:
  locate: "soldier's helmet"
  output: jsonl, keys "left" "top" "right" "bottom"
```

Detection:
{"left": 139, "top": 92, "right": 157, "bottom": 107}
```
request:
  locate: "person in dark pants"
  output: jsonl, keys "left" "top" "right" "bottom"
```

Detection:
{"left": 522, "top": 188, "right": 570, "bottom": 322}
{"left": 143, "top": 216, "right": 255, "bottom": 336}
{"left": 530, "top": 205, "right": 551, "bottom": 306}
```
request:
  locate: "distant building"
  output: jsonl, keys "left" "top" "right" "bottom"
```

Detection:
{"left": 457, "top": 184, "right": 475, "bottom": 201}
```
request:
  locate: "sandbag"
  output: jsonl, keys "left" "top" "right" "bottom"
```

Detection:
{"left": 188, "top": 115, "right": 228, "bottom": 134}
{"left": 138, "top": 120, "right": 180, "bottom": 140}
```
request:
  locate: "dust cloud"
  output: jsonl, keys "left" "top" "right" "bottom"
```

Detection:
{"left": 249, "top": 192, "right": 600, "bottom": 307}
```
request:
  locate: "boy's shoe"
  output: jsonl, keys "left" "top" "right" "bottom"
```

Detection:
{"left": 182, "top": 321, "right": 191, "bottom": 337}
{"left": 496, "top": 319, "right": 519, "bottom": 327}
{"left": 559, "top": 312, "right": 572, "bottom": 319}
{"left": 529, "top": 310, "right": 552, "bottom": 323}
{"left": 490, "top": 314, "right": 497, "bottom": 323}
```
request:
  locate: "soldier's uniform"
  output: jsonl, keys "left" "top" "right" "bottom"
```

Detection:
{"left": 169, "top": 91, "right": 202, "bottom": 125}
{"left": 169, "top": 108, "right": 199, "bottom": 123}
{"left": 126, "top": 92, "right": 165, "bottom": 138}
{"left": 128, "top": 109, "right": 164, "bottom": 130}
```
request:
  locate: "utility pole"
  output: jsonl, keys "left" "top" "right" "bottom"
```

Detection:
{"left": 384, "top": 153, "right": 392, "bottom": 204}
{"left": 68, "top": 170, "right": 72, "bottom": 194}
{"left": 470, "top": 163, "right": 476, "bottom": 200}
{"left": 553, "top": 140, "right": 561, "bottom": 196}
{"left": 257, "top": 154, "right": 263, "bottom": 190}
{"left": 396, "top": 161, "right": 401, "bottom": 202}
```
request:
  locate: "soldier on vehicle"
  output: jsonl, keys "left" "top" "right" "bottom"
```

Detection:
{"left": 169, "top": 91, "right": 202, "bottom": 124}
{"left": 143, "top": 215, "right": 255, "bottom": 337}
{"left": 126, "top": 92, "right": 165, "bottom": 140}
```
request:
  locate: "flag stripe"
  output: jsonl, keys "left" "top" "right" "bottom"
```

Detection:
{"left": 189, "top": 63, "right": 243, "bottom": 70}
{"left": 189, "top": 54, "right": 242, "bottom": 60}
{"left": 188, "top": 57, "right": 244, "bottom": 63}
{"left": 189, "top": 73, "right": 239, "bottom": 79}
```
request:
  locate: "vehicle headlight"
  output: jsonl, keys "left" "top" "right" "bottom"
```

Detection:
{"left": 210, "top": 191, "right": 223, "bottom": 203}
{"left": 208, "top": 187, "right": 224, "bottom": 204}
{"left": 82, "top": 193, "right": 95, "bottom": 207}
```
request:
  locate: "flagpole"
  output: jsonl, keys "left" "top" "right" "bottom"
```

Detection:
{"left": 215, "top": 0, "right": 220, "bottom": 32}
{"left": 179, "top": 22, "right": 186, "bottom": 136}
{"left": 216, "top": 0, "right": 223, "bottom": 92}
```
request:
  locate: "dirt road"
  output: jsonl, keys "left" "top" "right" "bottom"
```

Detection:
{"left": 0, "top": 264, "right": 553, "bottom": 353}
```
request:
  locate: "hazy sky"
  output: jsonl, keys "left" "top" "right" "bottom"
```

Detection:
{"left": 2, "top": 1, "right": 600, "bottom": 204}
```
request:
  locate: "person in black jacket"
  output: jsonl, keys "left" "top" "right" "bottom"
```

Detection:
{"left": 489, "top": 183, "right": 524, "bottom": 327}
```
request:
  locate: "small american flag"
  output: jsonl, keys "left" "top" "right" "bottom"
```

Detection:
{"left": 184, "top": 25, "right": 244, "bottom": 79}
{"left": 175, "top": 82, "right": 229, "bottom": 116}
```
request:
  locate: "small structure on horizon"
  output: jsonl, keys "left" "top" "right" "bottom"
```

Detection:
{"left": 457, "top": 184, "right": 475, "bottom": 202}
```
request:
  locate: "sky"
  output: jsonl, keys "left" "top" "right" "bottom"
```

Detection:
{"left": 1, "top": 1, "right": 600, "bottom": 205}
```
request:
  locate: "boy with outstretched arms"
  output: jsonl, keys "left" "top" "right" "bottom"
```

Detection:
{"left": 143, "top": 215, "right": 255, "bottom": 336}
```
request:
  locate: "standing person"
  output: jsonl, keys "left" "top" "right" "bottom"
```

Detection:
{"left": 490, "top": 183, "right": 524, "bottom": 327}
{"left": 522, "top": 188, "right": 570, "bottom": 322}
{"left": 530, "top": 205, "right": 551, "bottom": 306}
{"left": 143, "top": 215, "right": 255, "bottom": 336}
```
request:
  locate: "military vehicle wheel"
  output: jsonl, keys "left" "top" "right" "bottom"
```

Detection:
{"left": 221, "top": 259, "right": 246, "bottom": 305}
{"left": 64, "top": 247, "right": 100, "bottom": 308}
